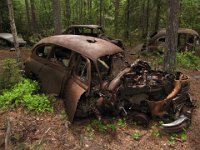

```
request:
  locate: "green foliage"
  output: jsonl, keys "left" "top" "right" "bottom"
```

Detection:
{"left": 132, "top": 132, "right": 142, "bottom": 140}
{"left": 0, "top": 78, "right": 54, "bottom": 112}
{"left": 168, "top": 135, "right": 176, "bottom": 145}
{"left": 29, "top": 34, "right": 42, "bottom": 45}
{"left": 90, "top": 119, "right": 117, "bottom": 132}
{"left": 147, "top": 51, "right": 200, "bottom": 70}
{"left": 0, "top": 59, "right": 23, "bottom": 93}
{"left": 150, "top": 124, "right": 160, "bottom": 137}
{"left": 1, "top": 0, "right": 200, "bottom": 41}
{"left": 168, "top": 130, "right": 187, "bottom": 145}
{"left": 180, "top": 128, "right": 187, "bottom": 142}
{"left": 180, "top": 0, "right": 200, "bottom": 32}
{"left": 117, "top": 118, "right": 126, "bottom": 128}
{"left": 181, "top": 132, "right": 187, "bottom": 142}
{"left": 176, "top": 52, "right": 200, "bottom": 70}
{"left": 150, "top": 54, "right": 164, "bottom": 70}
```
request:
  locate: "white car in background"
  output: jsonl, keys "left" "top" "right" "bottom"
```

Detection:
{"left": 0, "top": 33, "right": 26, "bottom": 47}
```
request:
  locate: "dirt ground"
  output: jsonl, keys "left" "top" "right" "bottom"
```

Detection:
{"left": 0, "top": 48, "right": 200, "bottom": 150}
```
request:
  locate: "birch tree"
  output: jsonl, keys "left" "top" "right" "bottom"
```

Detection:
{"left": 7, "top": 0, "right": 22, "bottom": 63}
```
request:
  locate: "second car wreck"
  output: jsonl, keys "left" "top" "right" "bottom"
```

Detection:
{"left": 24, "top": 35, "right": 194, "bottom": 132}
{"left": 132, "top": 28, "right": 200, "bottom": 55}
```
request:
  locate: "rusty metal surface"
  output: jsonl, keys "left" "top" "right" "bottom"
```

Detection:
{"left": 63, "top": 25, "right": 125, "bottom": 50}
{"left": 63, "top": 75, "right": 88, "bottom": 122}
{"left": 34, "top": 35, "right": 123, "bottom": 61}
{"left": 132, "top": 28, "right": 200, "bottom": 54}
{"left": 74, "top": 60, "right": 194, "bottom": 132}
{"left": 25, "top": 35, "right": 194, "bottom": 132}
{"left": 151, "top": 28, "right": 199, "bottom": 41}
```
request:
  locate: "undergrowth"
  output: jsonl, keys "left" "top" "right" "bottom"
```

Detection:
{"left": 0, "top": 78, "right": 54, "bottom": 112}
{"left": 0, "top": 59, "right": 22, "bottom": 93}
{"left": 176, "top": 52, "right": 200, "bottom": 69}
{"left": 0, "top": 59, "right": 54, "bottom": 112}
{"left": 90, "top": 119, "right": 117, "bottom": 132}
{"left": 149, "top": 51, "right": 200, "bottom": 70}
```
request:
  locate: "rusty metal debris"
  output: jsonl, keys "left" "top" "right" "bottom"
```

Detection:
{"left": 24, "top": 35, "right": 194, "bottom": 133}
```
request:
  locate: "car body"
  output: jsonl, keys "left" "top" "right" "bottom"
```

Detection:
{"left": 132, "top": 28, "right": 200, "bottom": 54}
{"left": 24, "top": 35, "right": 194, "bottom": 132}
{"left": 0, "top": 33, "right": 26, "bottom": 46}
{"left": 63, "top": 25, "right": 124, "bottom": 49}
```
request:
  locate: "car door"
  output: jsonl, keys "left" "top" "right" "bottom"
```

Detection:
{"left": 25, "top": 44, "right": 52, "bottom": 78}
{"left": 63, "top": 54, "right": 91, "bottom": 122}
{"left": 38, "top": 45, "right": 72, "bottom": 95}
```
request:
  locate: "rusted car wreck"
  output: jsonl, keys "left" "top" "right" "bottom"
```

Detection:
{"left": 132, "top": 28, "right": 200, "bottom": 54}
{"left": 63, "top": 25, "right": 124, "bottom": 49}
{"left": 24, "top": 35, "right": 194, "bottom": 132}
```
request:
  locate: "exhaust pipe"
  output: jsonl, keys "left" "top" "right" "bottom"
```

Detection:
{"left": 162, "top": 115, "right": 190, "bottom": 133}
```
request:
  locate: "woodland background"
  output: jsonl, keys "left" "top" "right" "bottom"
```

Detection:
{"left": 0, "top": 0, "right": 200, "bottom": 44}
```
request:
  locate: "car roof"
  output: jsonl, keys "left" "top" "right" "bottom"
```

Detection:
{"left": 151, "top": 28, "right": 199, "bottom": 41}
{"left": 34, "top": 35, "right": 123, "bottom": 60}
{"left": 68, "top": 25, "right": 102, "bottom": 29}
{"left": 0, "top": 33, "right": 13, "bottom": 39}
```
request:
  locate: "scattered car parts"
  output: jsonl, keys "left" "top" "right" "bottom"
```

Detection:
{"left": 24, "top": 35, "right": 194, "bottom": 132}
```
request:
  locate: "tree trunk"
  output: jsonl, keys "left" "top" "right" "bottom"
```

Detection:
{"left": 66, "top": 0, "right": 71, "bottom": 26}
{"left": 79, "top": 0, "right": 83, "bottom": 24}
{"left": 145, "top": 0, "right": 150, "bottom": 37}
{"left": 25, "top": 0, "right": 31, "bottom": 34}
{"left": 30, "top": 0, "right": 39, "bottom": 34}
{"left": 141, "top": 0, "right": 146, "bottom": 37}
{"left": 114, "top": 0, "right": 119, "bottom": 37}
{"left": 52, "top": 0, "right": 62, "bottom": 34}
{"left": 89, "top": 0, "right": 92, "bottom": 23}
{"left": 99, "top": 0, "right": 103, "bottom": 26}
{"left": 154, "top": 0, "right": 161, "bottom": 32}
{"left": 0, "top": 8, "right": 2, "bottom": 32}
{"left": 124, "top": 0, "right": 130, "bottom": 40}
{"left": 7, "top": 0, "right": 22, "bottom": 63}
{"left": 164, "top": 0, "right": 180, "bottom": 73}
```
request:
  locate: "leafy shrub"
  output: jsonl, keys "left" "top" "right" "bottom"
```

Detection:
{"left": 0, "top": 59, "right": 23, "bottom": 93}
{"left": 176, "top": 51, "right": 200, "bottom": 69}
{"left": 0, "top": 78, "right": 54, "bottom": 112}
{"left": 148, "top": 51, "right": 200, "bottom": 70}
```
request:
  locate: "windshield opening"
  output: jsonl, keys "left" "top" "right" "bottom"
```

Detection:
{"left": 96, "top": 55, "right": 111, "bottom": 80}
{"left": 96, "top": 53, "right": 127, "bottom": 81}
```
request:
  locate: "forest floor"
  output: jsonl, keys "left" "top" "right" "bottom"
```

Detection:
{"left": 0, "top": 48, "right": 200, "bottom": 150}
